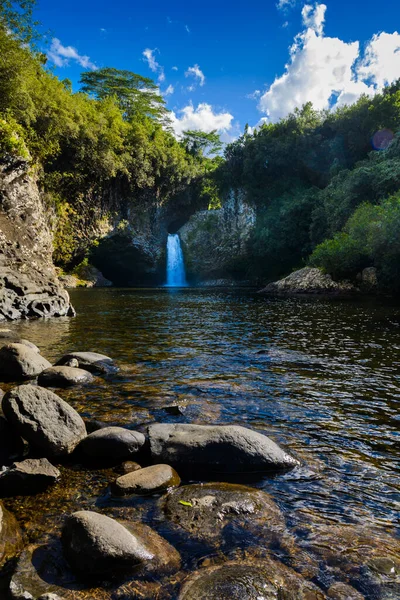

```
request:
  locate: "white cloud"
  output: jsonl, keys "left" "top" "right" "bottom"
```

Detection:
{"left": 164, "top": 84, "right": 174, "bottom": 96}
{"left": 170, "top": 103, "right": 234, "bottom": 137}
{"left": 172, "top": 66, "right": 178, "bottom": 71}
{"left": 358, "top": 31, "right": 400, "bottom": 89}
{"left": 47, "top": 38, "right": 96, "bottom": 70}
{"left": 185, "top": 25, "right": 191, "bottom": 33}
{"left": 257, "top": 3, "right": 400, "bottom": 122}
{"left": 301, "top": 3, "right": 326, "bottom": 35}
{"left": 185, "top": 64, "right": 206, "bottom": 87}
{"left": 143, "top": 48, "right": 165, "bottom": 83}
{"left": 246, "top": 90, "right": 261, "bottom": 100}
{"left": 277, "top": 0, "right": 296, "bottom": 10}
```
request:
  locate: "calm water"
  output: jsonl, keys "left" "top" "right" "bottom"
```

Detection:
{"left": 3, "top": 288, "right": 400, "bottom": 597}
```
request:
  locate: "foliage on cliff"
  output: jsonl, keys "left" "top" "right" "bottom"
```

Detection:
{"left": 221, "top": 88, "right": 400, "bottom": 289}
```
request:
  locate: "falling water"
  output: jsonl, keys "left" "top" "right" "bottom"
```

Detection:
{"left": 166, "top": 233, "right": 187, "bottom": 287}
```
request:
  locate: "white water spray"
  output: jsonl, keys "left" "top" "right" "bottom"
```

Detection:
{"left": 166, "top": 234, "right": 187, "bottom": 287}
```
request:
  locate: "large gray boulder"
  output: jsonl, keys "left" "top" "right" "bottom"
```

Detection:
{"left": 38, "top": 366, "right": 94, "bottom": 388}
{"left": 55, "top": 351, "right": 118, "bottom": 374}
{"left": 259, "top": 267, "right": 357, "bottom": 296}
{"left": 78, "top": 426, "right": 145, "bottom": 460}
{"left": 148, "top": 423, "right": 298, "bottom": 472}
{"left": 2, "top": 385, "right": 86, "bottom": 456}
{"left": 0, "top": 343, "right": 51, "bottom": 379}
{"left": 0, "top": 458, "right": 60, "bottom": 496}
{"left": 61, "top": 511, "right": 154, "bottom": 575}
{"left": 112, "top": 464, "right": 180, "bottom": 496}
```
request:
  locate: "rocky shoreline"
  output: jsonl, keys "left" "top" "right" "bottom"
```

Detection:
{"left": 0, "top": 331, "right": 398, "bottom": 599}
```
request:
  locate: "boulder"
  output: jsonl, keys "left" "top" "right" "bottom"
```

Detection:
{"left": 61, "top": 511, "right": 154, "bottom": 575}
{"left": 0, "top": 502, "right": 24, "bottom": 575}
{"left": 112, "top": 464, "right": 180, "bottom": 496}
{"left": 38, "top": 366, "right": 94, "bottom": 388}
{"left": 55, "top": 351, "right": 118, "bottom": 374}
{"left": 259, "top": 267, "right": 357, "bottom": 296}
{"left": 178, "top": 560, "right": 326, "bottom": 600}
{"left": 0, "top": 343, "right": 51, "bottom": 380}
{"left": 2, "top": 385, "right": 86, "bottom": 456}
{"left": 0, "top": 416, "right": 25, "bottom": 467}
{"left": 0, "top": 458, "right": 60, "bottom": 496}
{"left": 148, "top": 423, "right": 298, "bottom": 473}
{"left": 0, "top": 332, "right": 40, "bottom": 353}
{"left": 78, "top": 427, "right": 145, "bottom": 460}
{"left": 163, "top": 482, "right": 284, "bottom": 540}
{"left": 114, "top": 461, "right": 142, "bottom": 475}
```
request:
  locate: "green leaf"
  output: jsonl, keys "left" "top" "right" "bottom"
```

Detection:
{"left": 179, "top": 500, "right": 193, "bottom": 507}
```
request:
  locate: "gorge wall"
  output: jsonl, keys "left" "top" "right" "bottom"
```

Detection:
{"left": 0, "top": 158, "right": 73, "bottom": 320}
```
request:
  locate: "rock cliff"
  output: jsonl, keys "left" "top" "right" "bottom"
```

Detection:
{"left": 0, "top": 158, "right": 73, "bottom": 320}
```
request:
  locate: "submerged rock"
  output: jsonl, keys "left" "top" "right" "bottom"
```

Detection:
{"left": 2, "top": 385, "right": 87, "bottom": 456}
{"left": 38, "top": 366, "right": 94, "bottom": 388}
{"left": 112, "top": 464, "right": 180, "bottom": 496}
{"left": 55, "top": 351, "right": 118, "bottom": 374}
{"left": 0, "top": 343, "right": 51, "bottom": 379}
{"left": 0, "top": 416, "right": 25, "bottom": 467}
{"left": 0, "top": 458, "right": 60, "bottom": 496}
{"left": 259, "top": 267, "right": 357, "bottom": 296}
{"left": 79, "top": 427, "right": 145, "bottom": 460}
{"left": 0, "top": 502, "right": 24, "bottom": 575}
{"left": 62, "top": 510, "right": 154, "bottom": 575}
{"left": 148, "top": 423, "right": 298, "bottom": 472}
{"left": 178, "top": 560, "right": 326, "bottom": 599}
{"left": 163, "top": 482, "right": 284, "bottom": 540}
{"left": 327, "top": 582, "right": 365, "bottom": 599}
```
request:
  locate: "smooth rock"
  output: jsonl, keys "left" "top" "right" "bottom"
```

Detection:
{"left": 0, "top": 333, "right": 40, "bottom": 353}
{"left": 178, "top": 560, "right": 326, "bottom": 599}
{"left": 112, "top": 464, "right": 180, "bottom": 496}
{"left": 0, "top": 458, "right": 60, "bottom": 496}
{"left": 0, "top": 416, "right": 25, "bottom": 467}
{"left": 55, "top": 352, "right": 118, "bottom": 374}
{"left": 163, "top": 482, "right": 284, "bottom": 540}
{"left": 0, "top": 344, "right": 51, "bottom": 380}
{"left": 148, "top": 423, "right": 298, "bottom": 472}
{"left": 38, "top": 366, "right": 94, "bottom": 388}
{"left": 259, "top": 267, "right": 357, "bottom": 296}
{"left": 114, "top": 461, "right": 142, "bottom": 475}
{"left": 0, "top": 502, "right": 24, "bottom": 575}
{"left": 61, "top": 510, "right": 154, "bottom": 575}
{"left": 2, "top": 385, "right": 86, "bottom": 456}
{"left": 79, "top": 427, "right": 145, "bottom": 460}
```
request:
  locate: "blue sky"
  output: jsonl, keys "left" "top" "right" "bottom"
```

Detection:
{"left": 36, "top": 0, "right": 400, "bottom": 140}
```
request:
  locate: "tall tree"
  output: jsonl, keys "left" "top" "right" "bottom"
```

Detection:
{"left": 0, "top": 0, "right": 38, "bottom": 42}
{"left": 181, "top": 129, "right": 223, "bottom": 157}
{"left": 79, "top": 67, "right": 168, "bottom": 123}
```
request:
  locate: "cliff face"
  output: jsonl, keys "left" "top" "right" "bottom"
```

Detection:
{"left": 179, "top": 190, "right": 256, "bottom": 283}
{"left": 0, "top": 158, "right": 73, "bottom": 320}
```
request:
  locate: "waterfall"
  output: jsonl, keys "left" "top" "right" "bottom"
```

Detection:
{"left": 165, "top": 234, "right": 188, "bottom": 287}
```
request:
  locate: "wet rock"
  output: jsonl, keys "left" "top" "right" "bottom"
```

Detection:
{"left": 0, "top": 343, "right": 51, "bottom": 380}
{"left": 55, "top": 351, "right": 118, "bottom": 374}
{"left": 114, "top": 461, "right": 142, "bottom": 475}
{"left": 63, "top": 358, "right": 79, "bottom": 368}
{"left": 79, "top": 427, "right": 145, "bottom": 460}
{"left": 259, "top": 267, "right": 357, "bottom": 296}
{"left": 62, "top": 511, "right": 153, "bottom": 575}
{"left": 178, "top": 560, "right": 326, "bottom": 599}
{"left": 0, "top": 502, "right": 24, "bottom": 575}
{"left": 0, "top": 416, "right": 25, "bottom": 467}
{"left": 2, "top": 385, "right": 87, "bottom": 456}
{"left": 163, "top": 482, "right": 284, "bottom": 540}
{"left": 112, "top": 464, "right": 180, "bottom": 496}
{"left": 10, "top": 523, "right": 180, "bottom": 599}
{"left": 327, "top": 582, "right": 365, "bottom": 599}
{"left": 0, "top": 458, "right": 60, "bottom": 496}
{"left": 38, "top": 366, "right": 94, "bottom": 388}
{"left": 0, "top": 332, "right": 40, "bottom": 353}
{"left": 163, "top": 404, "right": 187, "bottom": 416}
{"left": 148, "top": 423, "right": 298, "bottom": 473}
{"left": 38, "top": 595, "right": 65, "bottom": 600}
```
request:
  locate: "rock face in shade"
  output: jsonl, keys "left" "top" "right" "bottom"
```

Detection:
{"left": 38, "top": 366, "right": 94, "bottom": 388}
{"left": 79, "top": 427, "right": 145, "bottom": 460}
{"left": 61, "top": 511, "right": 154, "bottom": 575}
{"left": 0, "top": 158, "right": 74, "bottom": 321}
{"left": 178, "top": 560, "right": 326, "bottom": 600}
{"left": 0, "top": 502, "right": 24, "bottom": 575}
{"left": 112, "top": 464, "right": 180, "bottom": 496}
{"left": 0, "top": 343, "right": 51, "bottom": 379}
{"left": 55, "top": 351, "right": 118, "bottom": 374}
{"left": 2, "top": 385, "right": 86, "bottom": 456}
{"left": 0, "top": 458, "right": 60, "bottom": 496}
{"left": 148, "top": 423, "right": 299, "bottom": 472}
{"left": 0, "top": 416, "right": 25, "bottom": 467}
